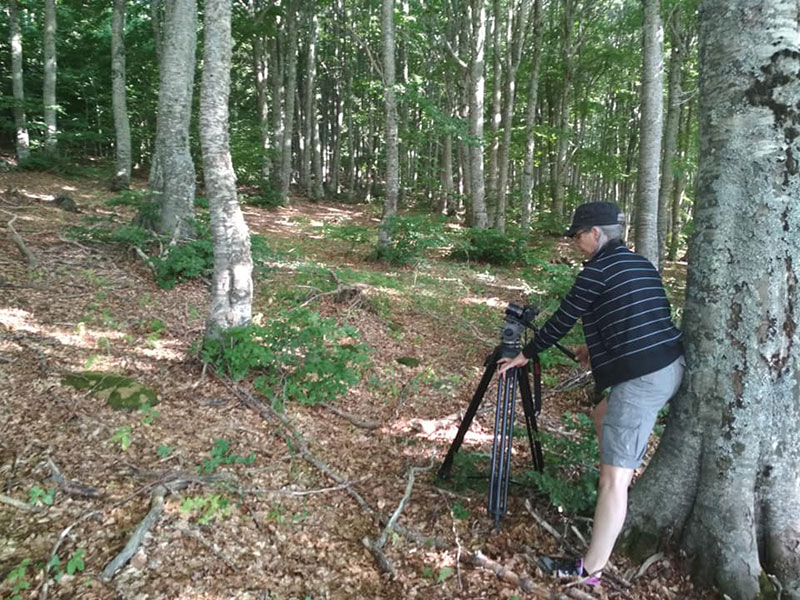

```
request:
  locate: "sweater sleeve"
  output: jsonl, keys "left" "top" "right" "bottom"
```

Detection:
{"left": 522, "top": 266, "right": 605, "bottom": 358}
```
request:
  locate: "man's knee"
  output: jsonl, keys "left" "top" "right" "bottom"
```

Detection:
{"left": 598, "top": 464, "right": 633, "bottom": 493}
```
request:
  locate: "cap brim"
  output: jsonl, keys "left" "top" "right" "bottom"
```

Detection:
{"left": 564, "top": 225, "right": 579, "bottom": 237}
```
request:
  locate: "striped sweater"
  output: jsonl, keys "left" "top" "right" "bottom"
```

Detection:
{"left": 522, "top": 240, "right": 683, "bottom": 389}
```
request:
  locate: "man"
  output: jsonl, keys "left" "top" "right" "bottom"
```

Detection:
{"left": 498, "top": 201, "right": 684, "bottom": 585}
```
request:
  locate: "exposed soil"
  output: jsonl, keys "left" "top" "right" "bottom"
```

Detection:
{"left": 0, "top": 171, "right": 710, "bottom": 600}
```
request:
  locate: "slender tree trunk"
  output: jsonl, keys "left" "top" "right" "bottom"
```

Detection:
{"left": 521, "top": 0, "right": 543, "bottom": 231}
{"left": 657, "top": 7, "right": 683, "bottom": 265}
{"left": 668, "top": 100, "right": 692, "bottom": 261}
{"left": 279, "top": 0, "right": 298, "bottom": 204}
{"left": 469, "top": 0, "right": 488, "bottom": 228}
{"left": 550, "top": 0, "right": 575, "bottom": 219}
{"left": 486, "top": 0, "right": 502, "bottom": 225}
{"left": 250, "top": 0, "right": 271, "bottom": 180}
{"left": 111, "top": 0, "right": 132, "bottom": 190}
{"left": 152, "top": 0, "right": 197, "bottom": 241}
{"left": 633, "top": 0, "right": 664, "bottom": 265}
{"left": 379, "top": 0, "right": 399, "bottom": 248}
{"left": 623, "top": 3, "right": 800, "bottom": 599}
{"left": 8, "top": 0, "right": 30, "bottom": 162}
{"left": 201, "top": 0, "right": 253, "bottom": 337}
{"left": 43, "top": 0, "right": 57, "bottom": 153}
{"left": 303, "top": 9, "right": 322, "bottom": 200}
{"left": 269, "top": 34, "right": 283, "bottom": 190}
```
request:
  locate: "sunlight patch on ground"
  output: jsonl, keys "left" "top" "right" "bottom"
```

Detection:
{"left": 459, "top": 296, "right": 506, "bottom": 308}
{"left": 389, "top": 415, "right": 495, "bottom": 445}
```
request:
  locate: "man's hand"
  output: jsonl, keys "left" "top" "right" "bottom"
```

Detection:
{"left": 497, "top": 352, "right": 530, "bottom": 379}
{"left": 575, "top": 345, "right": 590, "bottom": 370}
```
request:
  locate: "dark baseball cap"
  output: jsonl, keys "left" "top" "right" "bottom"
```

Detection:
{"left": 565, "top": 202, "right": 624, "bottom": 237}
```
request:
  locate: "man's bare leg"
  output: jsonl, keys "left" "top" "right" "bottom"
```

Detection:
{"left": 583, "top": 463, "right": 634, "bottom": 575}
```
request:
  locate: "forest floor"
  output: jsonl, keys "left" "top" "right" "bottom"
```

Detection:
{"left": 0, "top": 168, "right": 712, "bottom": 600}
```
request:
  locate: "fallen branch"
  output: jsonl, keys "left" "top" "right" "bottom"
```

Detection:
{"left": 173, "top": 521, "right": 236, "bottom": 572}
{"left": 0, "top": 493, "right": 38, "bottom": 512}
{"left": 242, "top": 478, "right": 369, "bottom": 497}
{"left": 101, "top": 485, "right": 167, "bottom": 582}
{"left": 632, "top": 552, "right": 664, "bottom": 580}
{"left": 320, "top": 402, "right": 380, "bottom": 430}
{"left": 47, "top": 457, "right": 102, "bottom": 498}
{"left": 6, "top": 213, "right": 39, "bottom": 269}
{"left": 465, "top": 550, "right": 548, "bottom": 597}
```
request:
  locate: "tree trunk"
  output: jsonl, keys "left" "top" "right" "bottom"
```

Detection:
{"left": 379, "top": 0, "right": 399, "bottom": 249}
{"left": 111, "top": 0, "right": 132, "bottom": 190}
{"left": 201, "top": 0, "right": 253, "bottom": 337}
{"left": 486, "top": 0, "right": 502, "bottom": 226}
{"left": 668, "top": 100, "right": 692, "bottom": 261}
{"left": 251, "top": 0, "right": 271, "bottom": 180}
{"left": 8, "top": 0, "right": 30, "bottom": 162}
{"left": 279, "top": 0, "right": 298, "bottom": 204}
{"left": 469, "top": 0, "right": 488, "bottom": 228}
{"left": 623, "top": 3, "right": 800, "bottom": 598}
{"left": 304, "top": 9, "right": 323, "bottom": 201}
{"left": 520, "top": 0, "right": 543, "bottom": 231}
{"left": 657, "top": 7, "right": 682, "bottom": 265}
{"left": 550, "top": 0, "right": 575, "bottom": 219}
{"left": 633, "top": 0, "right": 663, "bottom": 266}
{"left": 43, "top": 0, "right": 57, "bottom": 153}
{"left": 152, "top": 0, "right": 197, "bottom": 241}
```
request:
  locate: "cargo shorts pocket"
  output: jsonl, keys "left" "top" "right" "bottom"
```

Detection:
{"left": 602, "top": 402, "right": 645, "bottom": 469}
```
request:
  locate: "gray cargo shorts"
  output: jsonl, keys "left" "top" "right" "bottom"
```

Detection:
{"left": 602, "top": 356, "right": 685, "bottom": 469}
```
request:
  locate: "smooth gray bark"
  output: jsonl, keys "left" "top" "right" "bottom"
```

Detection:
{"left": 152, "top": 0, "right": 196, "bottom": 241}
{"left": 111, "top": 0, "right": 132, "bottom": 190}
{"left": 633, "top": 0, "right": 664, "bottom": 266}
{"left": 201, "top": 0, "right": 253, "bottom": 336}
{"left": 657, "top": 7, "right": 683, "bottom": 266}
{"left": 486, "top": 0, "right": 502, "bottom": 225}
{"left": 43, "top": 0, "right": 57, "bottom": 152}
{"left": 8, "top": 0, "right": 30, "bottom": 161}
{"left": 379, "top": 0, "right": 399, "bottom": 248}
{"left": 624, "top": 2, "right": 800, "bottom": 598}
{"left": 279, "top": 0, "right": 298, "bottom": 204}
{"left": 250, "top": 0, "right": 271, "bottom": 179}
{"left": 469, "top": 0, "right": 488, "bottom": 228}
{"left": 520, "top": 0, "right": 543, "bottom": 231}
{"left": 270, "top": 34, "right": 283, "bottom": 190}
{"left": 550, "top": 0, "right": 576, "bottom": 218}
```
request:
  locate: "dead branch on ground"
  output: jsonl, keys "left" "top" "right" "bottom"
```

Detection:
{"left": 5, "top": 213, "right": 40, "bottom": 269}
{"left": 0, "top": 493, "right": 39, "bottom": 512}
{"left": 464, "top": 550, "right": 548, "bottom": 597}
{"left": 46, "top": 457, "right": 102, "bottom": 498}
{"left": 320, "top": 402, "right": 380, "bottom": 430}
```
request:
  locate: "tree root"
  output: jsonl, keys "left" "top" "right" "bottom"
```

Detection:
{"left": 464, "top": 550, "right": 548, "bottom": 596}
{"left": 47, "top": 457, "right": 102, "bottom": 498}
{"left": 320, "top": 402, "right": 380, "bottom": 430}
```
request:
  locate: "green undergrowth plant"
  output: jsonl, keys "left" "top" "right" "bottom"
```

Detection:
{"left": 521, "top": 411, "right": 599, "bottom": 514}
{"left": 322, "top": 223, "right": 375, "bottom": 253}
{"left": 201, "top": 307, "right": 370, "bottom": 407}
{"left": 449, "top": 227, "right": 530, "bottom": 265}
{"left": 199, "top": 438, "right": 255, "bottom": 474}
{"left": 371, "top": 214, "right": 449, "bottom": 265}
{"left": 180, "top": 493, "right": 232, "bottom": 524}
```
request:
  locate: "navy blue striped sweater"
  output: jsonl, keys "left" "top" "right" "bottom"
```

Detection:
{"left": 522, "top": 240, "right": 682, "bottom": 389}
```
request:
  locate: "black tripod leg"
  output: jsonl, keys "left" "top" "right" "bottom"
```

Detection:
{"left": 437, "top": 360, "right": 497, "bottom": 479}
{"left": 488, "top": 367, "right": 516, "bottom": 526}
{"left": 518, "top": 367, "right": 544, "bottom": 471}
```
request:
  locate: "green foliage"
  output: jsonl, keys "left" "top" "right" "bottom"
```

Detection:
{"left": 449, "top": 227, "right": 530, "bottom": 265}
{"left": 201, "top": 308, "right": 370, "bottom": 406}
{"left": 3, "top": 559, "right": 32, "bottom": 600}
{"left": 110, "top": 425, "right": 132, "bottom": 451}
{"left": 450, "top": 502, "right": 470, "bottom": 520}
{"left": 322, "top": 223, "right": 375, "bottom": 252}
{"left": 521, "top": 412, "right": 599, "bottom": 514}
{"left": 372, "top": 215, "right": 449, "bottom": 265}
{"left": 151, "top": 238, "right": 214, "bottom": 289}
{"left": 243, "top": 180, "right": 284, "bottom": 209}
{"left": 180, "top": 494, "right": 232, "bottom": 524}
{"left": 28, "top": 485, "right": 55, "bottom": 506}
{"left": 65, "top": 550, "right": 86, "bottom": 576}
{"left": 199, "top": 438, "right": 255, "bottom": 474}
{"left": 156, "top": 444, "right": 173, "bottom": 459}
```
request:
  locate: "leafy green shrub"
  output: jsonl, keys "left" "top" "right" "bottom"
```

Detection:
{"left": 372, "top": 214, "right": 449, "bottom": 265}
{"left": 521, "top": 412, "right": 599, "bottom": 514}
{"left": 322, "top": 223, "right": 375, "bottom": 252}
{"left": 244, "top": 180, "right": 283, "bottom": 209}
{"left": 151, "top": 238, "right": 214, "bottom": 289}
{"left": 201, "top": 308, "right": 370, "bottom": 406}
{"left": 449, "top": 227, "right": 529, "bottom": 265}
{"left": 199, "top": 438, "right": 255, "bottom": 474}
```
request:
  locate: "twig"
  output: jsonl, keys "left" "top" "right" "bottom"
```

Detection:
{"left": 632, "top": 552, "right": 664, "bottom": 580}
{"left": 242, "top": 478, "right": 369, "bottom": 497}
{"left": 0, "top": 493, "right": 38, "bottom": 512}
{"left": 47, "top": 457, "right": 102, "bottom": 498}
{"left": 321, "top": 402, "right": 380, "bottom": 430}
{"left": 524, "top": 499, "right": 563, "bottom": 541}
{"left": 173, "top": 521, "right": 236, "bottom": 572}
{"left": 5, "top": 213, "right": 39, "bottom": 269}
{"left": 465, "top": 550, "right": 547, "bottom": 596}
{"left": 101, "top": 485, "right": 167, "bottom": 582}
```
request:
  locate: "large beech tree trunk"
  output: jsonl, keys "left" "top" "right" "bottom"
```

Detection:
{"left": 623, "top": 2, "right": 800, "bottom": 598}
{"left": 520, "top": 0, "right": 543, "bottom": 231}
{"left": 379, "top": 0, "right": 399, "bottom": 249}
{"left": 633, "top": 0, "right": 663, "bottom": 265}
{"left": 43, "top": 0, "right": 57, "bottom": 153}
{"left": 152, "top": 0, "right": 197, "bottom": 241}
{"left": 468, "top": 0, "right": 488, "bottom": 228}
{"left": 201, "top": 0, "right": 253, "bottom": 337}
{"left": 8, "top": 0, "right": 30, "bottom": 161}
{"left": 111, "top": 0, "right": 132, "bottom": 190}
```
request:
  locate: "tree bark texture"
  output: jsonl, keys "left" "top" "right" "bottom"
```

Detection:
{"left": 623, "top": 3, "right": 800, "bottom": 598}
{"left": 633, "top": 0, "right": 664, "bottom": 266}
{"left": 8, "top": 0, "right": 30, "bottom": 161}
{"left": 250, "top": 0, "right": 271, "bottom": 180}
{"left": 469, "top": 0, "right": 488, "bottom": 228}
{"left": 279, "top": 0, "right": 298, "bottom": 204}
{"left": 112, "top": 0, "right": 132, "bottom": 190}
{"left": 550, "top": 0, "right": 576, "bottom": 219}
{"left": 520, "top": 0, "right": 543, "bottom": 231}
{"left": 379, "top": 0, "right": 399, "bottom": 248}
{"left": 657, "top": 7, "right": 683, "bottom": 266}
{"left": 43, "top": 0, "right": 58, "bottom": 152}
{"left": 152, "top": 0, "right": 197, "bottom": 241}
{"left": 201, "top": 0, "right": 253, "bottom": 336}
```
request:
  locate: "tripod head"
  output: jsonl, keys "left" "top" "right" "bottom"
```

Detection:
{"left": 499, "top": 303, "right": 539, "bottom": 358}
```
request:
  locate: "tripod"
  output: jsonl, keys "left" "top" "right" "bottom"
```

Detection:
{"left": 437, "top": 306, "right": 575, "bottom": 527}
